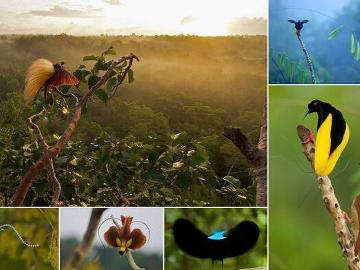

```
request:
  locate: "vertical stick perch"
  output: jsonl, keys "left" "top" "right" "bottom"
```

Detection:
{"left": 297, "top": 125, "right": 360, "bottom": 269}
{"left": 296, "top": 33, "right": 316, "bottom": 84}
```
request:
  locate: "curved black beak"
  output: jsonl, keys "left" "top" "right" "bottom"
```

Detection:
{"left": 304, "top": 110, "right": 310, "bottom": 119}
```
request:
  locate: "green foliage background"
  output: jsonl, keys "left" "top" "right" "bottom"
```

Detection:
{"left": 165, "top": 208, "right": 267, "bottom": 270}
{"left": 0, "top": 208, "right": 58, "bottom": 269}
{"left": 0, "top": 35, "right": 266, "bottom": 206}
{"left": 270, "top": 85, "right": 360, "bottom": 269}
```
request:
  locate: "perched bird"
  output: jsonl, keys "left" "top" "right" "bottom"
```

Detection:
{"left": 288, "top": 19, "right": 309, "bottom": 35}
{"left": 24, "top": 58, "right": 79, "bottom": 104}
{"left": 173, "top": 218, "right": 259, "bottom": 264}
{"left": 104, "top": 215, "right": 146, "bottom": 255}
{"left": 304, "top": 100, "right": 350, "bottom": 176}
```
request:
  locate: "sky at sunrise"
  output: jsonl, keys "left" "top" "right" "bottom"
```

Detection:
{"left": 0, "top": 0, "right": 267, "bottom": 35}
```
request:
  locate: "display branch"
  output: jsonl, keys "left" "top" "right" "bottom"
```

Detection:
{"left": 297, "top": 125, "right": 360, "bottom": 270}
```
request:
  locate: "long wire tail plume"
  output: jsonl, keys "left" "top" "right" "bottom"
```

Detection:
{"left": 0, "top": 224, "right": 40, "bottom": 248}
{"left": 24, "top": 58, "right": 55, "bottom": 104}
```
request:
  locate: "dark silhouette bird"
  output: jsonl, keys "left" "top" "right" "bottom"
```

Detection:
{"left": 103, "top": 215, "right": 147, "bottom": 255}
{"left": 24, "top": 58, "right": 79, "bottom": 104}
{"left": 173, "top": 218, "right": 259, "bottom": 265}
{"left": 304, "top": 100, "right": 350, "bottom": 176}
{"left": 288, "top": 19, "right": 309, "bottom": 35}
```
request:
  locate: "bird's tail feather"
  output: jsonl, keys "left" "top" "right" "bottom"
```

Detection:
{"left": 24, "top": 58, "right": 55, "bottom": 104}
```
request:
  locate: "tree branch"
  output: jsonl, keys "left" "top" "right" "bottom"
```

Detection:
{"left": 296, "top": 33, "right": 316, "bottom": 84}
{"left": 125, "top": 251, "right": 145, "bottom": 270}
{"left": 13, "top": 53, "right": 139, "bottom": 206}
{"left": 297, "top": 125, "right": 360, "bottom": 270}
{"left": 223, "top": 98, "right": 267, "bottom": 206}
{"left": 26, "top": 108, "right": 61, "bottom": 205}
{"left": 64, "top": 208, "right": 107, "bottom": 270}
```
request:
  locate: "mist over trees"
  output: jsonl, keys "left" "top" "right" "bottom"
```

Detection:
{"left": 0, "top": 34, "right": 266, "bottom": 206}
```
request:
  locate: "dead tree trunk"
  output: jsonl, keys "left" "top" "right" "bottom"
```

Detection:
{"left": 223, "top": 98, "right": 267, "bottom": 206}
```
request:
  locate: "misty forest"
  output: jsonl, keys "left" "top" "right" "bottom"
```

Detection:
{"left": 0, "top": 34, "right": 266, "bottom": 206}
{"left": 270, "top": 0, "right": 360, "bottom": 84}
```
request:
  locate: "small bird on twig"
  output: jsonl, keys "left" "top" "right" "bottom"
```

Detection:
{"left": 304, "top": 100, "right": 350, "bottom": 176}
{"left": 104, "top": 215, "right": 146, "bottom": 255}
{"left": 24, "top": 58, "right": 79, "bottom": 104}
{"left": 288, "top": 19, "right": 309, "bottom": 35}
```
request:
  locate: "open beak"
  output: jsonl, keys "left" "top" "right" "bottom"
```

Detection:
{"left": 118, "top": 247, "right": 126, "bottom": 255}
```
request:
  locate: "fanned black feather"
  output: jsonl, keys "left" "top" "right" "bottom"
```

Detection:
{"left": 173, "top": 218, "right": 259, "bottom": 261}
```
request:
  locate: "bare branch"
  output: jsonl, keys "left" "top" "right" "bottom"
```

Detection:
{"left": 64, "top": 208, "right": 107, "bottom": 270}
{"left": 296, "top": 33, "right": 316, "bottom": 84}
{"left": 125, "top": 250, "right": 145, "bottom": 270}
{"left": 297, "top": 125, "right": 360, "bottom": 270}
{"left": 223, "top": 98, "right": 267, "bottom": 206}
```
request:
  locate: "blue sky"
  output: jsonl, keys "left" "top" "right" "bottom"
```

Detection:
{"left": 0, "top": 0, "right": 267, "bottom": 35}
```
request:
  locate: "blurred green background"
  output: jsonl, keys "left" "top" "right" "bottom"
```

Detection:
{"left": 270, "top": 85, "right": 360, "bottom": 269}
{"left": 0, "top": 208, "right": 58, "bottom": 270}
{"left": 165, "top": 208, "right": 267, "bottom": 270}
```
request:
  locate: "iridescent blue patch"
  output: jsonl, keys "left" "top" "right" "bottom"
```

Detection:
{"left": 208, "top": 230, "right": 226, "bottom": 240}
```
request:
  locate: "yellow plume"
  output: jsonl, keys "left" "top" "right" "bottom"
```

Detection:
{"left": 24, "top": 58, "right": 55, "bottom": 104}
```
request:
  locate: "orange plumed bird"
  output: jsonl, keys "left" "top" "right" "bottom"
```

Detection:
{"left": 24, "top": 58, "right": 79, "bottom": 104}
{"left": 104, "top": 215, "right": 146, "bottom": 255}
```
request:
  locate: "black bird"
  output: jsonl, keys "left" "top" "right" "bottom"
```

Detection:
{"left": 288, "top": 19, "right": 309, "bottom": 35}
{"left": 173, "top": 218, "right": 259, "bottom": 265}
{"left": 304, "top": 100, "right": 350, "bottom": 176}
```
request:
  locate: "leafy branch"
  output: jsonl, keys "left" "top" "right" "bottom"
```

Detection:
{"left": 13, "top": 48, "right": 139, "bottom": 206}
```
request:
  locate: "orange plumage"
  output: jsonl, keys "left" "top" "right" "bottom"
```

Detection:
{"left": 104, "top": 215, "right": 146, "bottom": 255}
{"left": 24, "top": 58, "right": 79, "bottom": 104}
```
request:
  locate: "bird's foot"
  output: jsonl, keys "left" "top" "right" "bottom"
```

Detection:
{"left": 342, "top": 210, "right": 352, "bottom": 223}
{"left": 301, "top": 130, "right": 315, "bottom": 145}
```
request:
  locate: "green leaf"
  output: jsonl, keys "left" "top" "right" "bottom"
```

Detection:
{"left": 351, "top": 34, "right": 356, "bottom": 54}
{"left": 95, "top": 89, "right": 109, "bottom": 103}
{"left": 328, "top": 25, "right": 343, "bottom": 40}
{"left": 69, "top": 157, "right": 79, "bottom": 166}
{"left": 298, "top": 69, "right": 306, "bottom": 84}
{"left": 128, "top": 69, "right": 134, "bottom": 83}
{"left": 288, "top": 62, "right": 295, "bottom": 83}
{"left": 222, "top": 175, "right": 241, "bottom": 188}
{"left": 355, "top": 41, "right": 360, "bottom": 61}
{"left": 88, "top": 74, "right": 101, "bottom": 89}
{"left": 78, "top": 64, "right": 86, "bottom": 69}
{"left": 61, "top": 107, "right": 69, "bottom": 115}
{"left": 104, "top": 48, "right": 116, "bottom": 55}
{"left": 83, "top": 55, "right": 98, "bottom": 61}
{"left": 106, "top": 77, "right": 117, "bottom": 90}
